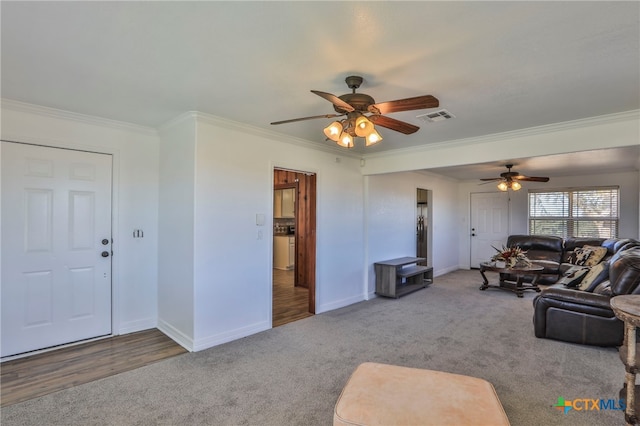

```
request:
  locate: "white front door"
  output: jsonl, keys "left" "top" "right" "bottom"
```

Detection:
{"left": 470, "top": 192, "right": 510, "bottom": 268}
{"left": 1, "top": 142, "right": 113, "bottom": 357}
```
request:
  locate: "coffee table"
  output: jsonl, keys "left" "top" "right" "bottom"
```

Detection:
{"left": 479, "top": 262, "right": 544, "bottom": 298}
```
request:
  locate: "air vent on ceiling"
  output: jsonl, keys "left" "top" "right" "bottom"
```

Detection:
{"left": 416, "top": 109, "right": 456, "bottom": 123}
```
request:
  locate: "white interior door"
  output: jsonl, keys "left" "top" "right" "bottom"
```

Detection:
{"left": 470, "top": 192, "right": 510, "bottom": 268}
{"left": 1, "top": 142, "right": 113, "bottom": 357}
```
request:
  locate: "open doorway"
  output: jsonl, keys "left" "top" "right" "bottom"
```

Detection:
{"left": 416, "top": 188, "right": 433, "bottom": 268}
{"left": 272, "top": 168, "right": 316, "bottom": 327}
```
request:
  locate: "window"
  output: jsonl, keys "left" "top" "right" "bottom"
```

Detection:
{"left": 529, "top": 187, "right": 619, "bottom": 238}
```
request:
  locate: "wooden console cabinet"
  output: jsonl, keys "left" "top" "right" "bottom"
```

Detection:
{"left": 374, "top": 257, "right": 432, "bottom": 298}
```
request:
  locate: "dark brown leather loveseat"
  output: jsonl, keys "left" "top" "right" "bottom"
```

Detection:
{"left": 531, "top": 242, "right": 640, "bottom": 346}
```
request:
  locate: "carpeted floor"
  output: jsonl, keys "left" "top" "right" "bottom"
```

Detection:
{"left": 0, "top": 270, "right": 625, "bottom": 425}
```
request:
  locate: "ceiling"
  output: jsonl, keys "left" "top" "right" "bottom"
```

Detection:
{"left": 427, "top": 145, "right": 640, "bottom": 182}
{"left": 1, "top": 1, "right": 639, "bottom": 178}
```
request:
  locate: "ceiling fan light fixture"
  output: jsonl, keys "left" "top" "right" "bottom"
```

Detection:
{"left": 323, "top": 121, "right": 343, "bottom": 141}
{"left": 336, "top": 131, "right": 354, "bottom": 148}
{"left": 365, "top": 129, "right": 383, "bottom": 146}
{"left": 497, "top": 180, "right": 522, "bottom": 191}
{"left": 482, "top": 165, "right": 548, "bottom": 191}
{"left": 354, "top": 115, "right": 374, "bottom": 137}
{"left": 272, "top": 75, "right": 439, "bottom": 149}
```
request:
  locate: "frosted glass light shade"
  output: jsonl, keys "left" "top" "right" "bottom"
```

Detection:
{"left": 323, "top": 121, "right": 343, "bottom": 142}
{"left": 511, "top": 181, "right": 522, "bottom": 191}
{"left": 365, "top": 129, "right": 383, "bottom": 146}
{"left": 336, "top": 131, "right": 354, "bottom": 148}
{"left": 354, "top": 115, "right": 374, "bottom": 137}
{"left": 497, "top": 181, "right": 509, "bottom": 191}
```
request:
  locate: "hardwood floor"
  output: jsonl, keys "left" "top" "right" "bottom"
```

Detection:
{"left": 273, "top": 268, "right": 313, "bottom": 327}
{"left": 0, "top": 328, "right": 186, "bottom": 407}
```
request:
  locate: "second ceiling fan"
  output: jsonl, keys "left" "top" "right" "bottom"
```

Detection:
{"left": 481, "top": 164, "right": 550, "bottom": 191}
{"left": 270, "top": 75, "right": 439, "bottom": 148}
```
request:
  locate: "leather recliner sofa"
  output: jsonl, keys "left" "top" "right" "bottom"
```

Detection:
{"left": 532, "top": 246, "right": 640, "bottom": 346}
{"left": 501, "top": 235, "right": 563, "bottom": 284}
{"left": 503, "top": 235, "right": 637, "bottom": 284}
{"left": 498, "top": 234, "right": 640, "bottom": 346}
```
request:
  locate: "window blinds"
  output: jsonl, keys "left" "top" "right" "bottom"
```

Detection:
{"left": 528, "top": 187, "right": 619, "bottom": 238}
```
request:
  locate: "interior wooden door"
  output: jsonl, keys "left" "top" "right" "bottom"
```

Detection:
{"left": 298, "top": 173, "right": 316, "bottom": 314}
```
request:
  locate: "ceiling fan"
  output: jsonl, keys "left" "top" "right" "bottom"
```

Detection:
{"left": 480, "top": 164, "right": 550, "bottom": 191}
{"left": 270, "top": 76, "right": 439, "bottom": 148}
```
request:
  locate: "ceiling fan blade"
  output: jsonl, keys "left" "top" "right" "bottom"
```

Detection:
{"left": 369, "top": 115, "right": 420, "bottom": 134}
{"left": 480, "top": 178, "right": 502, "bottom": 181}
{"left": 370, "top": 95, "right": 439, "bottom": 115}
{"left": 516, "top": 176, "right": 550, "bottom": 182}
{"left": 270, "top": 113, "right": 344, "bottom": 125}
{"left": 310, "top": 90, "right": 355, "bottom": 112}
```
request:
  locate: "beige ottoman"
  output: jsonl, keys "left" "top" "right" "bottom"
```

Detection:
{"left": 334, "top": 362, "right": 510, "bottom": 426}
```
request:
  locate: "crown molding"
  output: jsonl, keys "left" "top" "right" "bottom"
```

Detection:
{"left": 1, "top": 98, "right": 159, "bottom": 136}
{"left": 362, "top": 109, "right": 640, "bottom": 160}
{"left": 156, "top": 111, "right": 197, "bottom": 134}
{"left": 180, "top": 111, "right": 363, "bottom": 159}
{"left": 8, "top": 98, "right": 631, "bottom": 163}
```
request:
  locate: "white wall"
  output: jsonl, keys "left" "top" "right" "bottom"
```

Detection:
{"left": 159, "top": 113, "right": 366, "bottom": 351}
{"left": 1, "top": 100, "right": 160, "bottom": 335}
{"left": 157, "top": 114, "right": 196, "bottom": 348}
{"left": 365, "top": 171, "right": 460, "bottom": 297}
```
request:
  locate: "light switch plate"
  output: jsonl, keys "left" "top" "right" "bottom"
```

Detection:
{"left": 256, "top": 214, "right": 265, "bottom": 226}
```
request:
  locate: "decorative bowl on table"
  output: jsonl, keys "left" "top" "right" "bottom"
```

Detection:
{"left": 491, "top": 245, "right": 531, "bottom": 268}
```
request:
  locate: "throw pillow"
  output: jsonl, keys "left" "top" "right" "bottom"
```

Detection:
{"left": 592, "top": 280, "right": 612, "bottom": 296}
{"left": 568, "top": 247, "right": 593, "bottom": 266}
{"left": 557, "top": 265, "right": 590, "bottom": 288}
{"left": 582, "top": 245, "right": 608, "bottom": 266}
{"left": 577, "top": 261, "right": 609, "bottom": 292}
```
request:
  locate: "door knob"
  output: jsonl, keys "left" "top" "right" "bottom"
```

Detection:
{"left": 102, "top": 239, "right": 109, "bottom": 245}
{"left": 101, "top": 251, "right": 110, "bottom": 257}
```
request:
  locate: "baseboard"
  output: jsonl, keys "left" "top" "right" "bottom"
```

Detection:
{"left": 438, "top": 265, "right": 460, "bottom": 276}
{"left": 157, "top": 319, "right": 194, "bottom": 352}
{"left": 192, "top": 321, "right": 271, "bottom": 352}
{"left": 316, "top": 294, "right": 366, "bottom": 314}
{"left": 116, "top": 317, "right": 157, "bottom": 335}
